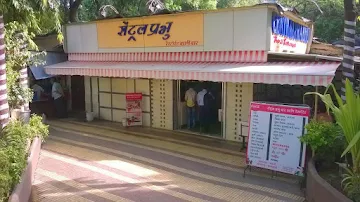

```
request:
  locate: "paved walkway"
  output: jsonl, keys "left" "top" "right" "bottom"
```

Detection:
{"left": 31, "top": 120, "right": 305, "bottom": 202}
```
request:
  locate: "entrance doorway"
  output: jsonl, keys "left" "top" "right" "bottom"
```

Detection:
{"left": 175, "top": 80, "right": 223, "bottom": 138}
{"left": 71, "top": 76, "right": 85, "bottom": 112}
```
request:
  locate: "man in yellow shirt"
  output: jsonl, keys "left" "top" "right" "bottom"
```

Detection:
{"left": 184, "top": 87, "right": 197, "bottom": 129}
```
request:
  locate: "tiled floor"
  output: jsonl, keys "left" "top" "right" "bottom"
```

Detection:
{"left": 32, "top": 120, "right": 305, "bottom": 202}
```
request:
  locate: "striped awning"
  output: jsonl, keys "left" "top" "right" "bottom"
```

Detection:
{"left": 44, "top": 61, "right": 340, "bottom": 86}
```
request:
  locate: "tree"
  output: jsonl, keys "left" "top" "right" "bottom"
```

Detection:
{"left": 73, "top": 0, "right": 354, "bottom": 43}
{"left": 164, "top": 0, "right": 217, "bottom": 11}
{"left": 75, "top": 0, "right": 149, "bottom": 21}
{"left": 0, "top": 0, "right": 62, "bottom": 126}
{"left": 217, "top": 0, "right": 257, "bottom": 8}
{"left": 341, "top": 0, "right": 357, "bottom": 101}
{"left": 69, "top": 0, "right": 83, "bottom": 22}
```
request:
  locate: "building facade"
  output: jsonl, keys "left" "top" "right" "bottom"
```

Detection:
{"left": 45, "top": 5, "right": 340, "bottom": 142}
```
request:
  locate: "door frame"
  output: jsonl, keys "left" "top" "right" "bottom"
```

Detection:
{"left": 174, "top": 80, "right": 225, "bottom": 139}
{"left": 71, "top": 75, "right": 86, "bottom": 112}
{"left": 222, "top": 82, "right": 227, "bottom": 139}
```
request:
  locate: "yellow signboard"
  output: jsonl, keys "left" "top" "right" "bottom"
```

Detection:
{"left": 97, "top": 13, "right": 204, "bottom": 48}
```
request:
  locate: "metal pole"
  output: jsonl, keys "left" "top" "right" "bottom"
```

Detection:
{"left": 177, "top": 80, "right": 181, "bottom": 128}
{"left": 222, "top": 82, "right": 227, "bottom": 139}
{"left": 314, "top": 86, "right": 318, "bottom": 120}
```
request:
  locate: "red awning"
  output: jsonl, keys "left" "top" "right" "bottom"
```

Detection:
{"left": 44, "top": 61, "right": 340, "bottom": 86}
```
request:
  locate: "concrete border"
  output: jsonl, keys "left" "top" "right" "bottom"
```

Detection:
{"left": 306, "top": 159, "right": 351, "bottom": 202}
{"left": 8, "top": 137, "right": 41, "bottom": 202}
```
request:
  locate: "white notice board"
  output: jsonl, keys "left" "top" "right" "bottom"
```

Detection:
{"left": 246, "top": 102, "right": 310, "bottom": 176}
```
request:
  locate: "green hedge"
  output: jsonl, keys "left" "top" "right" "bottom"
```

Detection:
{"left": 0, "top": 115, "right": 49, "bottom": 202}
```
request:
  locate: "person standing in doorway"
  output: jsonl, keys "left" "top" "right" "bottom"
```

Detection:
{"left": 184, "top": 86, "right": 197, "bottom": 129}
{"left": 197, "top": 88, "right": 207, "bottom": 132}
{"left": 51, "top": 78, "right": 67, "bottom": 118}
{"left": 203, "top": 90, "right": 215, "bottom": 132}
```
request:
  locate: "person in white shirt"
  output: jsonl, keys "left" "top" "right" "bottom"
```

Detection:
{"left": 184, "top": 87, "right": 197, "bottom": 129}
{"left": 196, "top": 89, "right": 207, "bottom": 106}
{"left": 32, "top": 82, "right": 44, "bottom": 101}
{"left": 51, "top": 78, "right": 67, "bottom": 118}
{"left": 197, "top": 88, "right": 207, "bottom": 131}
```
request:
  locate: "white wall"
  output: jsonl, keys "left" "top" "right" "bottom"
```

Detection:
{"left": 66, "top": 24, "right": 98, "bottom": 53}
{"left": 225, "top": 82, "right": 253, "bottom": 142}
{"left": 150, "top": 79, "right": 173, "bottom": 130}
{"left": 84, "top": 77, "right": 151, "bottom": 126}
{"left": 233, "top": 8, "right": 269, "bottom": 51}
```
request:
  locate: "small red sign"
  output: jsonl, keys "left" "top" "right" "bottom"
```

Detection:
{"left": 126, "top": 93, "right": 142, "bottom": 101}
{"left": 125, "top": 93, "right": 143, "bottom": 127}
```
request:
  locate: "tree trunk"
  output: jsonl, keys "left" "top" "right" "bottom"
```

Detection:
{"left": 0, "top": 15, "right": 10, "bottom": 128}
{"left": 341, "top": 0, "right": 357, "bottom": 101}
{"left": 69, "top": 0, "right": 82, "bottom": 22}
{"left": 94, "top": 0, "right": 101, "bottom": 12}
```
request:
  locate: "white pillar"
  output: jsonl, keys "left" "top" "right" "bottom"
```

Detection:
{"left": 0, "top": 15, "right": 10, "bottom": 127}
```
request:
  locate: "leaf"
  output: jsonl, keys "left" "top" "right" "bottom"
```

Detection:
{"left": 337, "top": 163, "right": 354, "bottom": 178}
{"left": 342, "top": 131, "right": 360, "bottom": 157}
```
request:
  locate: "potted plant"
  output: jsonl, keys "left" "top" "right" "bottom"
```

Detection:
{"left": 306, "top": 79, "right": 360, "bottom": 201}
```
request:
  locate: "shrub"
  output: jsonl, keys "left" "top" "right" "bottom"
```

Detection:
{"left": 300, "top": 120, "right": 344, "bottom": 170}
{"left": 0, "top": 149, "right": 11, "bottom": 202}
{"left": 340, "top": 168, "right": 360, "bottom": 202}
{"left": 0, "top": 115, "right": 48, "bottom": 202}
{"left": 28, "top": 114, "right": 49, "bottom": 141}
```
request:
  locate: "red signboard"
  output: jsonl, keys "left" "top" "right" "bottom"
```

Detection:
{"left": 270, "top": 34, "right": 308, "bottom": 54}
{"left": 126, "top": 93, "right": 142, "bottom": 101}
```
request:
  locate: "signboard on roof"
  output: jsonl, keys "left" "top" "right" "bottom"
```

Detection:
{"left": 270, "top": 14, "right": 311, "bottom": 54}
{"left": 96, "top": 13, "right": 204, "bottom": 48}
{"left": 270, "top": 34, "right": 308, "bottom": 54}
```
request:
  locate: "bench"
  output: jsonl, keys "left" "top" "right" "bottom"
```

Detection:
{"left": 238, "top": 121, "right": 249, "bottom": 151}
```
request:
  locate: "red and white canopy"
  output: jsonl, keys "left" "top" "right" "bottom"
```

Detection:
{"left": 44, "top": 61, "right": 340, "bottom": 86}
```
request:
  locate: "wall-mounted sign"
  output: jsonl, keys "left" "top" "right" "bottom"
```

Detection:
{"left": 246, "top": 102, "right": 309, "bottom": 176}
{"left": 118, "top": 21, "right": 173, "bottom": 42}
{"left": 125, "top": 93, "right": 143, "bottom": 127}
{"left": 270, "top": 34, "right": 308, "bottom": 54}
{"left": 97, "top": 13, "right": 204, "bottom": 48}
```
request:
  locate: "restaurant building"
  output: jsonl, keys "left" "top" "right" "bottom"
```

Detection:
{"left": 44, "top": 4, "right": 341, "bottom": 142}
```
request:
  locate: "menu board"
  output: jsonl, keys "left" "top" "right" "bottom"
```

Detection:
{"left": 125, "top": 93, "right": 143, "bottom": 127}
{"left": 246, "top": 102, "right": 310, "bottom": 176}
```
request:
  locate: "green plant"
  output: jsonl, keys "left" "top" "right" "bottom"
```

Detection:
{"left": 0, "top": 115, "right": 48, "bottom": 201}
{"left": 28, "top": 114, "right": 49, "bottom": 141}
{"left": 338, "top": 165, "right": 360, "bottom": 202}
{"left": 2, "top": 121, "right": 29, "bottom": 187}
{"left": 0, "top": 149, "right": 11, "bottom": 202}
{"left": 305, "top": 79, "right": 360, "bottom": 199}
{"left": 300, "top": 120, "right": 344, "bottom": 169}
{"left": 7, "top": 81, "right": 34, "bottom": 110}
{"left": 5, "top": 21, "right": 45, "bottom": 110}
